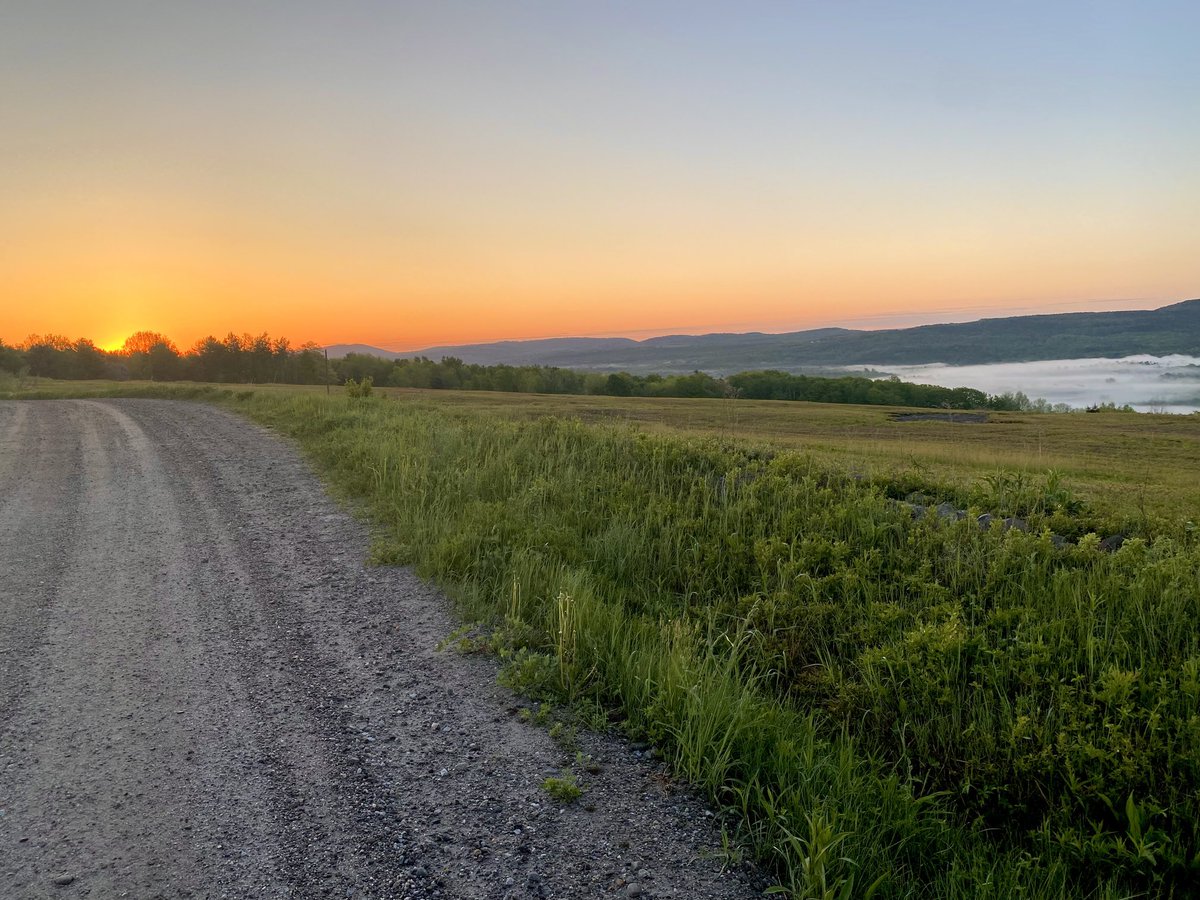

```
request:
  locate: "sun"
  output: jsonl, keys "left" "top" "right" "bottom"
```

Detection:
{"left": 98, "top": 334, "right": 129, "bottom": 353}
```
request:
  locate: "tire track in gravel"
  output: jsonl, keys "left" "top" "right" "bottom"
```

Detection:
{"left": 0, "top": 402, "right": 87, "bottom": 738}
{"left": 0, "top": 399, "right": 761, "bottom": 899}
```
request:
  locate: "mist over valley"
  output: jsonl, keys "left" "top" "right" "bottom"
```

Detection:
{"left": 865, "top": 355, "right": 1200, "bottom": 414}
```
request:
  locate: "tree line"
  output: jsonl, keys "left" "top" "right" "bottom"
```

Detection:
{"left": 336, "top": 352, "right": 1048, "bottom": 410}
{"left": 1, "top": 332, "right": 1054, "bottom": 411}
{"left": 1, "top": 331, "right": 330, "bottom": 384}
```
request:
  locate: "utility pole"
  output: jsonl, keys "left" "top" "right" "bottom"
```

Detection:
{"left": 324, "top": 347, "right": 331, "bottom": 395}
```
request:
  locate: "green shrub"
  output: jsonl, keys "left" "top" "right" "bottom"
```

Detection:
{"left": 344, "top": 375, "right": 373, "bottom": 398}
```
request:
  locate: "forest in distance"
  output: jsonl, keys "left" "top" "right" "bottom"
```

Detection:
{"left": 0, "top": 331, "right": 1132, "bottom": 413}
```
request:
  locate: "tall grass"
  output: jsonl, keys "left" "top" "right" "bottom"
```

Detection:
{"left": 0, "top": 380, "right": 239, "bottom": 401}
{"left": 229, "top": 391, "right": 1198, "bottom": 897}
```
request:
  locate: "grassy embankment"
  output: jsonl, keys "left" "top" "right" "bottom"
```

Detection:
{"left": 7, "top": 380, "right": 1200, "bottom": 897}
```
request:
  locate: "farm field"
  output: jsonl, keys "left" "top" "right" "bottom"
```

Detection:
{"left": 8, "top": 380, "right": 1200, "bottom": 896}
{"left": 383, "top": 387, "right": 1200, "bottom": 528}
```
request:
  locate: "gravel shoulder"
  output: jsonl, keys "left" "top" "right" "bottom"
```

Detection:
{"left": 0, "top": 399, "right": 760, "bottom": 899}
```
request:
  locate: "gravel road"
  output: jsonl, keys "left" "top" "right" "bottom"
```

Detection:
{"left": 0, "top": 399, "right": 760, "bottom": 899}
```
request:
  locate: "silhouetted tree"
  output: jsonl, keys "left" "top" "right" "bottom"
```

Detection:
{"left": 73, "top": 339, "right": 112, "bottom": 379}
{"left": 122, "top": 332, "right": 181, "bottom": 380}
{"left": 248, "top": 333, "right": 274, "bottom": 383}
{"left": 293, "top": 343, "right": 327, "bottom": 384}
{"left": 0, "top": 339, "right": 26, "bottom": 375}
{"left": 22, "top": 334, "right": 73, "bottom": 378}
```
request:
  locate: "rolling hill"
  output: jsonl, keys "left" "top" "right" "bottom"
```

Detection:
{"left": 327, "top": 299, "right": 1200, "bottom": 374}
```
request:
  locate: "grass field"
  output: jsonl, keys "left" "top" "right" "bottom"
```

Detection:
{"left": 379, "top": 387, "right": 1200, "bottom": 529}
{"left": 8, "top": 379, "right": 1200, "bottom": 896}
{"left": 10, "top": 377, "right": 1199, "bottom": 525}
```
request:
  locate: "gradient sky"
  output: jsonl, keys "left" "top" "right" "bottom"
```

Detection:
{"left": 2, "top": 1, "right": 1197, "bottom": 351}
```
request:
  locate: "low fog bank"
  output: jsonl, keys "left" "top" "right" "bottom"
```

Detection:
{"left": 857, "top": 355, "right": 1200, "bottom": 414}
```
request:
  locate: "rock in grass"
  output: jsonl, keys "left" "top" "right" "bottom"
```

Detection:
{"left": 935, "top": 502, "right": 965, "bottom": 520}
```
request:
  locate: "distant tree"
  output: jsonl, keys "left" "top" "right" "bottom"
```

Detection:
{"left": 272, "top": 337, "right": 292, "bottom": 382}
{"left": 605, "top": 372, "right": 636, "bottom": 396}
{"left": 122, "top": 331, "right": 181, "bottom": 380}
{"left": 392, "top": 357, "right": 435, "bottom": 389}
{"left": 22, "top": 334, "right": 73, "bottom": 378}
{"left": 335, "top": 352, "right": 394, "bottom": 386}
{"left": 432, "top": 356, "right": 464, "bottom": 389}
{"left": 948, "top": 386, "right": 989, "bottom": 408}
{"left": 121, "top": 331, "right": 176, "bottom": 356}
{"left": 668, "top": 371, "right": 726, "bottom": 399}
{"left": 988, "top": 391, "right": 1031, "bottom": 412}
{"left": 147, "top": 341, "right": 184, "bottom": 380}
{"left": 293, "top": 342, "right": 327, "bottom": 385}
{"left": 221, "top": 333, "right": 250, "bottom": 381}
{"left": 0, "top": 339, "right": 26, "bottom": 375}
{"left": 248, "top": 333, "right": 274, "bottom": 383}
{"left": 190, "top": 336, "right": 227, "bottom": 382}
{"left": 73, "top": 339, "right": 112, "bottom": 379}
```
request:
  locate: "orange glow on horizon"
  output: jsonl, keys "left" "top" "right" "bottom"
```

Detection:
{"left": 4, "top": 173, "right": 1196, "bottom": 352}
{"left": 97, "top": 336, "right": 130, "bottom": 352}
{"left": 10, "top": 291, "right": 1190, "bottom": 357}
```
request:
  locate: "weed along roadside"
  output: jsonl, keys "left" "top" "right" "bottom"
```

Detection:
{"left": 14, "top": 384, "right": 1200, "bottom": 897}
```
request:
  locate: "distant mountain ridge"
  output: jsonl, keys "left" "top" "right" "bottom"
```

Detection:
{"left": 327, "top": 299, "right": 1200, "bottom": 374}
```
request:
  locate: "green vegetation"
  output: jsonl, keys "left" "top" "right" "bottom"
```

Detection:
{"left": 359, "top": 387, "right": 1196, "bottom": 526}
{"left": 338, "top": 354, "right": 1046, "bottom": 410}
{"left": 8, "top": 382, "right": 1200, "bottom": 896}
{"left": 344, "top": 375, "right": 374, "bottom": 398}
{"left": 237, "top": 390, "right": 1196, "bottom": 897}
{"left": 542, "top": 772, "right": 584, "bottom": 803}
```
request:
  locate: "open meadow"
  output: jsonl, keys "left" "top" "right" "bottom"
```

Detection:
{"left": 12, "top": 377, "right": 1200, "bottom": 525}
{"left": 8, "top": 379, "right": 1200, "bottom": 897}
{"left": 377, "top": 387, "right": 1200, "bottom": 529}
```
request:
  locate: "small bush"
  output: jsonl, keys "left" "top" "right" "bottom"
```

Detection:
{"left": 542, "top": 772, "right": 583, "bottom": 803}
{"left": 344, "top": 376, "right": 374, "bottom": 398}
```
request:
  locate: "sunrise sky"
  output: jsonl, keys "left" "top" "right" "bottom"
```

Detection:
{"left": 3, "top": 1, "right": 1197, "bottom": 352}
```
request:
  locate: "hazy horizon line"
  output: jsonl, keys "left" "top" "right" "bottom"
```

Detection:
{"left": 6, "top": 294, "right": 1191, "bottom": 354}
{"left": 346, "top": 295, "right": 1183, "bottom": 353}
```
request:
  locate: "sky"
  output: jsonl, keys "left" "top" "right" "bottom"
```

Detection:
{"left": 2, "top": 1, "right": 1198, "bottom": 352}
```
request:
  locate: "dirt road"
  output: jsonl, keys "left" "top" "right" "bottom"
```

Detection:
{"left": 0, "top": 399, "right": 758, "bottom": 899}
